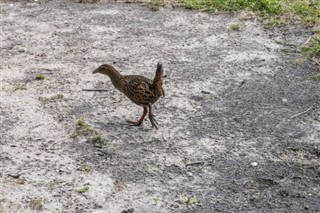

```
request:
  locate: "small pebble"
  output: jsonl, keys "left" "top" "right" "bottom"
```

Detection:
{"left": 250, "top": 162, "right": 258, "bottom": 166}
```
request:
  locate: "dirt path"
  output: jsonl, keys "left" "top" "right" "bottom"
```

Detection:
{"left": 0, "top": 1, "right": 319, "bottom": 212}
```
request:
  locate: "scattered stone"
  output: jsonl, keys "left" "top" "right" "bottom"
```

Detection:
{"left": 121, "top": 208, "right": 134, "bottom": 213}
{"left": 250, "top": 162, "right": 258, "bottom": 167}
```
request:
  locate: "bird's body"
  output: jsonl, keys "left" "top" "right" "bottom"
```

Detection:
{"left": 92, "top": 63, "right": 165, "bottom": 128}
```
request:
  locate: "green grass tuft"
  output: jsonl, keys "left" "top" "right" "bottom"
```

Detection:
{"left": 182, "top": 195, "right": 198, "bottom": 208}
{"left": 35, "top": 73, "right": 45, "bottom": 80}
{"left": 184, "top": 0, "right": 320, "bottom": 24}
{"left": 301, "top": 35, "right": 320, "bottom": 58}
{"left": 77, "top": 118, "right": 87, "bottom": 127}
{"left": 77, "top": 185, "right": 89, "bottom": 194}
{"left": 76, "top": 118, "right": 97, "bottom": 135}
{"left": 310, "top": 73, "right": 320, "bottom": 81}
{"left": 90, "top": 135, "right": 105, "bottom": 145}
{"left": 185, "top": 0, "right": 284, "bottom": 14}
{"left": 229, "top": 23, "right": 240, "bottom": 31}
{"left": 265, "top": 17, "right": 287, "bottom": 26}
{"left": 149, "top": 0, "right": 166, "bottom": 11}
{"left": 0, "top": 200, "right": 4, "bottom": 212}
{"left": 79, "top": 165, "right": 93, "bottom": 173}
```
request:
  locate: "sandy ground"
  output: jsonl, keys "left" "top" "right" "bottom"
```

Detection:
{"left": 0, "top": 0, "right": 319, "bottom": 212}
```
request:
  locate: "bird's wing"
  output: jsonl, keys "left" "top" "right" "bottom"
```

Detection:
{"left": 123, "top": 76, "right": 156, "bottom": 106}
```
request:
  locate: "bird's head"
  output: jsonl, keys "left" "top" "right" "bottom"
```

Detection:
{"left": 92, "top": 64, "right": 117, "bottom": 75}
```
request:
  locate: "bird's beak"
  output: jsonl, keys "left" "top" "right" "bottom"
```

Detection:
{"left": 92, "top": 69, "right": 99, "bottom": 74}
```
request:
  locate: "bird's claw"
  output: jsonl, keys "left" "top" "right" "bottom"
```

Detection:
{"left": 127, "top": 120, "right": 142, "bottom": 126}
{"left": 149, "top": 114, "right": 158, "bottom": 129}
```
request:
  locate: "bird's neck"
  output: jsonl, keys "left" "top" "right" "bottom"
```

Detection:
{"left": 104, "top": 68, "right": 125, "bottom": 91}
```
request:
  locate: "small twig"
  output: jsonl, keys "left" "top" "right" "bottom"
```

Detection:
{"left": 291, "top": 106, "right": 313, "bottom": 119}
{"left": 311, "top": 58, "right": 320, "bottom": 66}
{"left": 185, "top": 161, "right": 205, "bottom": 167}
{"left": 274, "top": 40, "right": 298, "bottom": 47}
{"left": 82, "top": 89, "right": 109, "bottom": 92}
{"left": 304, "top": 36, "right": 312, "bottom": 45}
{"left": 238, "top": 80, "right": 246, "bottom": 87}
{"left": 8, "top": 173, "right": 21, "bottom": 179}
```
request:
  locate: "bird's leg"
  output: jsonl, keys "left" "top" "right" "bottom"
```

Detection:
{"left": 148, "top": 104, "right": 158, "bottom": 129}
{"left": 127, "top": 107, "right": 148, "bottom": 126}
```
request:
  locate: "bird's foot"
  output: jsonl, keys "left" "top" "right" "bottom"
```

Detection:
{"left": 127, "top": 120, "right": 143, "bottom": 126}
{"left": 149, "top": 114, "right": 158, "bottom": 129}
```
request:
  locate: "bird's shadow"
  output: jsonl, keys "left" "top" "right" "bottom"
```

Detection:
{"left": 94, "top": 120, "right": 153, "bottom": 135}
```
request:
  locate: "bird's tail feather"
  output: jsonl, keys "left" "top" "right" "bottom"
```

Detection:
{"left": 154, "top": 62, "right": 163, "bottom": 82}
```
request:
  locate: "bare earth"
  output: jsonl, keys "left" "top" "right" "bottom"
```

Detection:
{"left": 0, "top": 1, "right": 319, "bottom": 212}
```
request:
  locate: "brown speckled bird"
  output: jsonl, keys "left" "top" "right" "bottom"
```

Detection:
{"left": 92, "top": 62, "right": 165, "bottom": 128}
